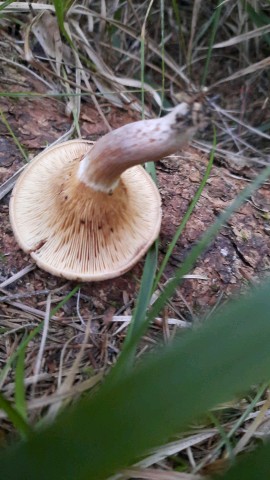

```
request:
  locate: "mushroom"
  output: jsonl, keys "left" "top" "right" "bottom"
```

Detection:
{"left": 9, "top": 100, "right": 205, "bottom": 281}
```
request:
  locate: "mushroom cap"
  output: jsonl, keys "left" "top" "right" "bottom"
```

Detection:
{"left": 10, "top": 140, "right": 162, "bottom": 281}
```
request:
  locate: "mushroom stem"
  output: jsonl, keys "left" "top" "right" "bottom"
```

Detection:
{"left": 78, "top": 101, "right": 204, "bottom": 193}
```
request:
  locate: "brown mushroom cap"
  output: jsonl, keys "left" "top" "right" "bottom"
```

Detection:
{"left": 10, "top": 140, "right": 161, "bottom": 281}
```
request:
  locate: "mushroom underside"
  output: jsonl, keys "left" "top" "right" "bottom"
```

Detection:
{"left": 10, "top": 140, "right": 162, "bottom": 281}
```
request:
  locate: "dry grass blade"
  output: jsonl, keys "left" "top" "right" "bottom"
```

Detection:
{"left": 0, "top": 56, "right": 56, "bottom": 91}
{"left": 3, "top": 373, "right": 52, "bottom": 393}
{"left": 69, "top": 40, "right": 112, "bottom": 131}
{"left": 31, "top": 294, "right": 51, "bottom": 392}
{"left": 71, "top": 21, "right": 153, "bottom": 114}
{"left": 233, "top": 393, "right": 270, "bottom": 455}
{"left": 121, "top": 469, "right": 202, "bottom": 480}
{"left": 187, "top": 0, "right": 202, "bottom": 63}
{"left": 0, "top": 374, "right": 103, "bottom": 419}
{"left": 71, "top": 6, "right": 193, "bottom": 87}
{"left": 24, "top": 11, "right": 46, "bottom": 63}
{"left": 135, "top": 431, "right": 217, "bottom": 469}
{"left": 48, "top": 124, "right": 78, "bottom": 147}
{"left": 211, "top": 102, "right": 270, "bottom": 141}
{"left": 111, "top": 315, "right": 190, "bottom": 330}
{"left": 0, "top": 265, "right": 35, "bottom": 289}
{"left": 3, "top": 301, "right": 59, "bottom": 321}
{"left": 98, "top": 40, "right": 183, "bottom": 89}
{"left": 213, "top": 56, "right": 270, "bottom": 86}
{"left": 0, "top": 166, "right": 26, "bottom": 200}
{"left": 42, "top": 320, "right": 92, "bottom": 423}
{"left": 212, "top": 23, "right": 270, "bottom": 48}
{"left": 0, "top": 2, "right": 54, "bottom": 12}
{"left": 97, "top": 73, "right": 162, "bottom": 110}
{"left": 31, "top": 11, "right": 64, "bottom": 77}
{"left": 193, "top": 140, "right": 268, "bottom": 171}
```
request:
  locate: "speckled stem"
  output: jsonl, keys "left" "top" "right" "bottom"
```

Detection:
{"left": 77, "top": 101, "right": 203, "bottom": 193}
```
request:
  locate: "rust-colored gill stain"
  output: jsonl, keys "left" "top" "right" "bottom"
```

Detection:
{"left": 60, "top": 162, "right": 127, "bottom": 217}
{"left": 43, "top": 159, "right": 139, "bottom": 269}
{"left": 30, "top": 239, "right": 47, "bottom": 253}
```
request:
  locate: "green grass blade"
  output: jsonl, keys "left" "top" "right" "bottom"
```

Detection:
{"left": 0, "top": 393, "right": 32, "bottom": 439}
{"left": 2, "top": 279, "right": 270, "bottom": 478}
{"left": 208, "top": 411, "right": 233, "bottom": 460}
{"left": 245, "top": 3, "right": 270, "bottom": 46}
{"left": 0, "top": 0, "right": 16, "bottom": 12}
{"left": 194, "top": 381, "right": 268, "bottom": 473}
{"left": 50, "top": 0, "right": 74, "bottom": 47}
{"left": 219, "top": 440, "right": 270, "bottom": 480}
{"left": 201, "top": 2, "right": 222, "bottom": 87}
{"left": 171, "top": 0, "right": 186, "bottom": 62}
{"left": 127, "top": 245, "right": 158, "bottom": 341}
{"left": 14, "top": 344, "right": 27, "bottom": 421}
{"left": 153, "top": 131, "right": 216, "bottom": 290}
{"left": 0, "top": 324, "right": 43, "bottom": 389}
{"left": 0, "top": 108, "right": 28, "bottom": 162}
{"left": 160, "top": 0, "right": 165, "bottom": 107}
{"left": 107, "top": 243, "right": 158, "bottom": 384}
{"left": 51, "top": 0, "right": 64, "bottom": 34}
